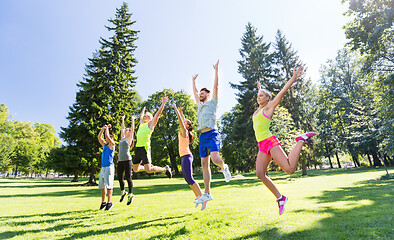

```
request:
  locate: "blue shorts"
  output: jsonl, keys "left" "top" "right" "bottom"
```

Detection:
{"left": 199, "top": 129, "right": 221, "bottom": 157}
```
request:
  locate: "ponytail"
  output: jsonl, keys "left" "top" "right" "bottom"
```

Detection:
{"left": 187, "top": 124, "right": 194, "bottom": 144}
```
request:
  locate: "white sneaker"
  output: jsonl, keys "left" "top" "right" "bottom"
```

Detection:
{"left": 195, "top": 193, "right": 213, "bottom": 205}
{"left": 223, "top": 164, "right": 231, "bottom": 182}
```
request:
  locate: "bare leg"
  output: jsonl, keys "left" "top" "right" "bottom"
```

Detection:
{"left": 132, "top": 164, "right": 145, "bottom": 172}
{"left": 210, "top": 151, "right": 225, "bottom": 170}
{"left": 201, "top": 156, "right": 211, "bottom": 194}
{"left": 101, "top": 189, "right": 107, "bottom": 202}
{"left": 270, "top": 142, "right": 304, "bottom": 174}
{"left": 256, "top": 151, "right": 281, "bottom": 199}
{"left": 107, "top": 189, "right": 113, "bottom": 203}
{"left": 190, "top": 182, "right": 203, "bottom": 197}
{"left": 144, "top": 163, "right": 166, "bottom": 173}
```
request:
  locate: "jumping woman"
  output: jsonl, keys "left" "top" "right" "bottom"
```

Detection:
{"left": 172, "top": 103, "right": 207, "bottom": 210}
{"left": 253, "top": 66, "right": 316, "bottom": 215}
{"left": 118, "top": 115, "right": 135, "bottom": 205}
{"left": 132, "top": 96, "right": 172, "bottom": 178}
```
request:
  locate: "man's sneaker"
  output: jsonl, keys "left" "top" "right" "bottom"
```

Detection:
{"left": 120, "top": 192, "right": 126, "bottom": 202}
{"left": 194, "top": 193, "right": 213, "bottom": 205}
{"left": 165, "top": 165, "right": 172, "bottom": 179}
{"left": 105, "top": 202, "right": 114, "bottom": 211}
{"left": 127, "top": 194, "right": 134, "bottom": 205}
{"left": 200, "top": 200, "right": 208, "bottom": 211}
{"left": 222, "top": 164, "right": 231, "bottom": 182}
{"left": 277, "top": 195, "right": 288, "bottom": 215}
{"left": 295, "top": 132, "right": 316, "bottom": 143}
{"left": 99, "top": 202, "right": 107, "bottom": 210}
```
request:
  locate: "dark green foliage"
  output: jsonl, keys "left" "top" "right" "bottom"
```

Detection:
{"left": 60, "top": 3, "right": 138, "bottom": 183}
{"left": 138, "top": 89, "right": 198, "bottom": 175}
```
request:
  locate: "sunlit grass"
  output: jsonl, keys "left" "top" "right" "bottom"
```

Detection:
{"left": 0, "top": 167, "right": 392, "bottom": 239}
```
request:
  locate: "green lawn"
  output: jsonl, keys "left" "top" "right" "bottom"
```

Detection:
{"left": 0, "top": 167, "right": 393, "bottom": 239}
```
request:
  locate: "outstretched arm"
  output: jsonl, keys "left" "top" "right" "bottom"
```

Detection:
{"left": 149, "top": 96, "right": 169, "bottom": 129}
{"left": 267, "top": 66, "right": 303, "bottom": 111}
{"left": 192, "top": 74, "right": 199, "bottom": 103}
{"left": 127, "top": 116, "right": 135, "bottom": 146}
{"left": 212, "top": 60, "right": 219, "bottom": 99}
{"left": 140, "top": 107, "right": 146, "bottom": 124}
{"left": 172, "top": 103, "right": 187, "bottom": 136}
{"left": 105, "top": 125, "right": 115, "bottom": 146}
{"left": 98, "top": 126, "right": 106, "bottom": 147}
{"left": 257, "top": 80, "right": 261, "bottom": 90}
{"left": 121, "top": 115, "right": 125, "bottom": 139}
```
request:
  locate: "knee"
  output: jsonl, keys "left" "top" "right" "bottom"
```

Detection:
{"left": 283, "top": 167, "right": 295, "bottom": 175}
{"left": 256, "top": 171, "right": 267, "bottom": 181}
{"left": 201, "top": 160, "right": 209, "bottom": 169}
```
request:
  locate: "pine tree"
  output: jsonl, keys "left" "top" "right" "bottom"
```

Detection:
{"left": 60, "top": 3, "right": 138, "bottom": 184}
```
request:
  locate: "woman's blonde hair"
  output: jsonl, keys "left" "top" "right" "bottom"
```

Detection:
{"left": 259, "top": 89, "right": 272, "bottom": 100}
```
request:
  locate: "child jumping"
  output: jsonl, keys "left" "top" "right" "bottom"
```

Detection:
{"left": 253, "top": 66, "right": 316, "bottom": 215}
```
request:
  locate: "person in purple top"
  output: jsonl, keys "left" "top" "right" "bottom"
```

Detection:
{"left": 97, "top": 124, "right": 116, "bottom": 211}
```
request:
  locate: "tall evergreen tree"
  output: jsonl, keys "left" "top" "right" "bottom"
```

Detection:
{"left": 60, "top": 3, "right": 139, "bottom": 184}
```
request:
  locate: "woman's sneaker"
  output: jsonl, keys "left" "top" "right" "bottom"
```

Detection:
{"left": 120, "top": 192, "right": 126, "bottom": 202}
{"left": 277, "top": 195, "right": 288, "bottom": 215}
{"left": 127, "top": 194, "right": 134, "bottom": 205}
{"left": 295, "top": 132, "right": 316, "bottom": 143}
{"left": 165, "top": 165, "right": 172, "bottom": 179}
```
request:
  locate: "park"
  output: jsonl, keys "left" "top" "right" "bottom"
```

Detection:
{"left": 0, "top": 0, "right": 393, "bottom": 239}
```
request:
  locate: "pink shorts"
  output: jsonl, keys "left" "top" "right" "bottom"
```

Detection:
{"left": 258, "top": 135, "right": 281, "bottom": 155}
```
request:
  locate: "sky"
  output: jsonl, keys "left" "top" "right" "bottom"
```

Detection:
{"left": 0, "top": 0, "right": 349, "bottom": 140}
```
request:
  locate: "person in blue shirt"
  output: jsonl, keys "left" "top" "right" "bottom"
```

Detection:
{"left": 97, "top": 124, "right": 116, "bottom": 211}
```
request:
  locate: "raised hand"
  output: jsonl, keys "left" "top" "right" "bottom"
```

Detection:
{"left": 257, "top": 81, "right": 261, "bottom": 90}
{"left": 213, "top": 60, "right": 219, "bottom": 71}
{"left": 162, "top": 96, "right": 169, "bottom": 104}
{"left": 179, "top": 106, "right": 183, "bottom": 111}
{"left": 293, "top": 66, "right": 304, "bottom": 79}
{"left": 192, "top": 74, "right": 199, "bottom": 82}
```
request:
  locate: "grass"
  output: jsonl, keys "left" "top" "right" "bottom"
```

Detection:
{"left": 0, "top": 167, "right": 393, "bottom": 239}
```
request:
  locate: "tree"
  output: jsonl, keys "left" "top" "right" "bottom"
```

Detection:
{"left": 0, "top": 104, "right": 16, "bottom": 172}
{"left": 139, "top": 89, "right": 198, "bottom": 175}
{"left": 60, "top": 3, "right": 138, "bottom": 184}
{"left": 318, "top": 49, "right": 384, "bottom": 167}
{"left": 343, "top": 0, "right": 394, "bottom": 72}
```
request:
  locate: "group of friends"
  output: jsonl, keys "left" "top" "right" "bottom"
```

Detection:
{"left": 97, "top": 60, "right": 316, "bottom": 215}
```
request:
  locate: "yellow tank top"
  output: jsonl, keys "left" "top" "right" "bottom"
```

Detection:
{"left": 136, "top": 123, "right": 153, "bottom": 150}
{"left": 178, "top": 132, "right": 192, "bottom": 157}
{"left": 252, "top": 108, "right": 273, "bottom": 142}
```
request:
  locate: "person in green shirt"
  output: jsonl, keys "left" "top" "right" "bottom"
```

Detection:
{"left": 132, "top": 96, "right": 172, "bottom": 178}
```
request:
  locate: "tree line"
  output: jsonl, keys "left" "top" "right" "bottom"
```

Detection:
{"left": 1, "top": 0, "right": 392, "bottom": 181}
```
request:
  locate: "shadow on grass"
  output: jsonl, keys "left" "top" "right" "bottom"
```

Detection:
{"left": 58, "top": 214, "right": 192, "bottom": 240}
{"left": 232, "top": 177, "right": 393, "bottom": 240}
{"left": 0, "top": 210, "right": 97, "bottom": 239}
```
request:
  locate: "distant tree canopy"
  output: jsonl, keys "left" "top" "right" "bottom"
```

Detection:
{"left": 0, "top": 104, "right": 60, "bottom": 176}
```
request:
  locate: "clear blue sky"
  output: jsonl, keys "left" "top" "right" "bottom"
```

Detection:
{"left": 0, "top": 0, "right": 348, "bottom": 139}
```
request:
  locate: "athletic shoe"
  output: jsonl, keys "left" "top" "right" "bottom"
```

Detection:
{"left": 99, "top": 202, "right": 107, "bottom": 210}
{"left": 200, "top": 200, "right": 208, "bottom": 211}
{"left": 120, "top": 192, "right": 126, "bottom": 202}
{"left": 127, "top": 194, "right": 134, "bottom": 205}
{"left": 105, "top": 202, "right": 114, "bottom": 211}
{"left": 277, "top": 195, "right": 288, "bottom": 215}
{"left": 165, "top": 165, "right": 172, "bottom": 179}
{"left": 194, "top": 193, "right": 213, "bottom": 204}
{"left": 222, "top": 164, "right": 231, "bottom": 182}
{"left": 295, "top": 132, "right": 316, "bottom": 143}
